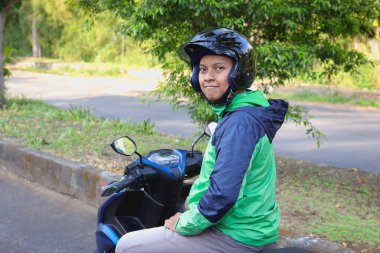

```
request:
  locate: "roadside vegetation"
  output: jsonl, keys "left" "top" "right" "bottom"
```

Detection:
{"left": 271, "top": 90, "right": 380, "bottom": 109}
{"left": 300, "top": 63, "right": 380, "bottom": 91}
{"left": 16, "top": 65, "right": 129, "bottom": 77}
{"left": 269, "top": 63, "right": 380, "bottom": 108}
{"left": 0, "top": 98, "right": 196, "bottom": 172}
{"left": 9, "top": 58, "right": 158, "bottom": 77}
{"left": 0, "top": 98, "right": 379, "bottom": 252}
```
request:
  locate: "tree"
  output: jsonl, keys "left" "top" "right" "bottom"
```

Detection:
{"left": 5, "top": 0, "right": 150, "bottom": 64}
{"left": 78, "top": 1, "right": 380, "bottom": 144}
{"left": 0, "top": 0, "right": 21, "bottom": 108}
{"left": 32, "top": 1, "right": 41, "bottom": 58}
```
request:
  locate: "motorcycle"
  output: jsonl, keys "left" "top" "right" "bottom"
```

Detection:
{"left": 94, "top": 124, "right": 214, "bottom": 253}
{"left": 95, "top": 122, "right": 316, "bottom": 253}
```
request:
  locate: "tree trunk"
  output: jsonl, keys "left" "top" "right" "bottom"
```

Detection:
{"left": 32, "top": 14, "right": 41, "bottom": 57}
{"left": 0, "top": 10, "right": 5, "bottom": 108}
{"left": 0, "top": 0, "right": 22, "bottom": 108}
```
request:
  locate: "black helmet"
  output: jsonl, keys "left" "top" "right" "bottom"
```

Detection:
{"left": 181, "top": 28, "right": 257, "bottom": 98}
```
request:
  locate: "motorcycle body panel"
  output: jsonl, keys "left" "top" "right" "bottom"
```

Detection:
{"left": 95, "top": 148, "right": 202, "bottom": 253}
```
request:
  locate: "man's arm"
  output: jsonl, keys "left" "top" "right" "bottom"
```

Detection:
{"left": 176, "top": 121, "right": 263, "bottom": 235}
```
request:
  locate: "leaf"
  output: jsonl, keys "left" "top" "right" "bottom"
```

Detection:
{"left": 3, "top": 68, "right": 11, "bottom": 77}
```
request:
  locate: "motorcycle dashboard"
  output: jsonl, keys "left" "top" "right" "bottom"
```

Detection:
{"left": 146, "top": 149, "right": 180, "bottom": 166}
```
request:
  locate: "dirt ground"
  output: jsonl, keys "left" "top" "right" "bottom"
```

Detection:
{"left": 275, "top": 157, "right": 380, "bottom": 253}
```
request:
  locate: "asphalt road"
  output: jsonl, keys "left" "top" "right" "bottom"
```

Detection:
{"left": 274, "top": 102, "right": 380, "bottom": 173}
{"left": 6, "top": 70, "right": 380, "bottom": 174}
{"left": 0, "top": 171, "right": 97, "bottom": 253}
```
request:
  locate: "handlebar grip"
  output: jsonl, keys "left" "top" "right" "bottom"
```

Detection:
{"left": 101, "top": 175, "right": 135, "bottom": 197}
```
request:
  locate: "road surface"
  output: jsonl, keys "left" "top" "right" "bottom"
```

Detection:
{"left": 0, "top": 171, "right": 97, "bottom": 253}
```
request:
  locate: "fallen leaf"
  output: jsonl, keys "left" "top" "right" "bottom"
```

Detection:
{"left": 357, "top": 178, "right": 364, "bottom": 184}
{"left": 280, "top": 228, "right": 291, "bottom": 236}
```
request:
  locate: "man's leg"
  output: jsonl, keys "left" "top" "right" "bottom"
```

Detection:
{"left": 116, "top": 226, "right": 228, "bottom": 253}
{"left": 116, "top": 226, "right": 276, "bottom": 253}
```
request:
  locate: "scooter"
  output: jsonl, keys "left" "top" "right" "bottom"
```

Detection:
{"left": 95, "top": 123, "right": 316, "bottom": 253}
{"left": 94, "top": 124, "right": 213, "bottom": 253}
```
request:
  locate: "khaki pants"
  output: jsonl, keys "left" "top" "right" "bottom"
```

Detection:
{"left": 115, "top": 226, "right": 276, "bottom": 253}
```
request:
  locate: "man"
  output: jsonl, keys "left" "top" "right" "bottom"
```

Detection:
{"left": 116, "top": 27, "right": 288, "bottom": 253}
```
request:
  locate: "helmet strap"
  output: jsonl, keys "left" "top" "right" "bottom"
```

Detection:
{"left": 221, "top": 89, "right": 236, "bottom": 117}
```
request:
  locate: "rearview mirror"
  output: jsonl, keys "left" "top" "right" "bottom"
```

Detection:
{"left": 205, "top": 122, "right": 217, "bottom": 137}
{"left": 110, "top": 136, "right": 137, "bottom": 156}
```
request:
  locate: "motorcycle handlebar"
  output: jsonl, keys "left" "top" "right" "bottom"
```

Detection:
{"left": 101, "top": 175, "right": 136, "bottom": 197}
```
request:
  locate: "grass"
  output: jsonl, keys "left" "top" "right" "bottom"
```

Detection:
{"left": 10, "top": 58, "right": 159, "bottom": 77}
{"left": 0, "top": 98, "right": 198, "bottom": 172}
{"left": 273, "top": 63, "right": 380, "bottom": 110}
{"left": 1, "top": 98, "right": 379, "bottom": 252}
{"left": 272, "top": 91, "right": 380, "bottom": 108}
{"left": 299, "top": 63, "right": 380, "bottom": 91}
{"left": 19, "top": 66, "right": 128, "bottom": 77}
{"left": 277, "top": 159, "right": 380, "bottom": 251}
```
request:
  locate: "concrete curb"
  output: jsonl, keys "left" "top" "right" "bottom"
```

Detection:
{"left": 0, "top": 139, "right": 357, "bottom": 253}
{"left": 278, "top": 236, "right": 356, "bottom": 253}
{"left": 0, "top": 139, "right": 119, "bottom": 207}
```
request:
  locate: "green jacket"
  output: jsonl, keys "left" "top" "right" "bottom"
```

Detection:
{"left": 175, "top": 91, "right": 288, "bottom": 246}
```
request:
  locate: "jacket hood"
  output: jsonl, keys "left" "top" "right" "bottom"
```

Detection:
{"left": 212, "top": 90, "right": 288, "bottom": 142}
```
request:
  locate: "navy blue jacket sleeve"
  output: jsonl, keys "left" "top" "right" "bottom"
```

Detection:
{"left": 198, "top": 119, "right": 264, "bottom": 223}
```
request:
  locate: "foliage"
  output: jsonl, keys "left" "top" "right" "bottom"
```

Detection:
{"left": 301, "top": 63, "right": 380, "bottom": 90}
{"left": 3, "top": 46, "right": 13, "bottom": 77}
{"left": 0, "top": 0, "right": 21, "bottom": 11}
{"left": 285, "top": 105, "right": 324, "bottom": 148}
{"left": 1, "top": 0, "right": 22, "bottom": 108}
{"left": 4, "top": 0, "right": 153, "bottom": 65}
{"left": 3, "top": 5, "right": 30, "bottom": 56}
{"left": 78, "top": 0, "right": 380, "bottom": 143}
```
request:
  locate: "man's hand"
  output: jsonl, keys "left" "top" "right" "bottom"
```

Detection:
{"left": 164, "top": 212, "right": 182, "bottom": 232}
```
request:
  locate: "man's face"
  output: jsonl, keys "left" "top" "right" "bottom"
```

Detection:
{"left": 199, "top": 55, "right": 233, "bottom": 102}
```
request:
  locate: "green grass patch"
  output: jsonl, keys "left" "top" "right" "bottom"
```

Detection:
{"left": 277, "top": 159, "right": 380, "bottom": 249}
{"left": 272, "top": 91, "right": 380, "bottom": 108}
{"left": 1, "top": 98, "right": 379, "bottom": 251}
{"left": 300, "top": 63, "right": 380, "bottom": 91}
{"left": 19, "top": 65, "right": 128, "bottom": 77}
{"left": 10, "top": 58, "right": 160, "bottom": 77}
{"left": 0, "top": 98, "right": 199, "bottom": 172}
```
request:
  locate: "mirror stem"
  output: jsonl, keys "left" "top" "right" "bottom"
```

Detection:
{"left": 135, "top": 151, "right": 143, "bottom": 168}
{"left": 191, "top": 133, "right": 205, "bottom": 158}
